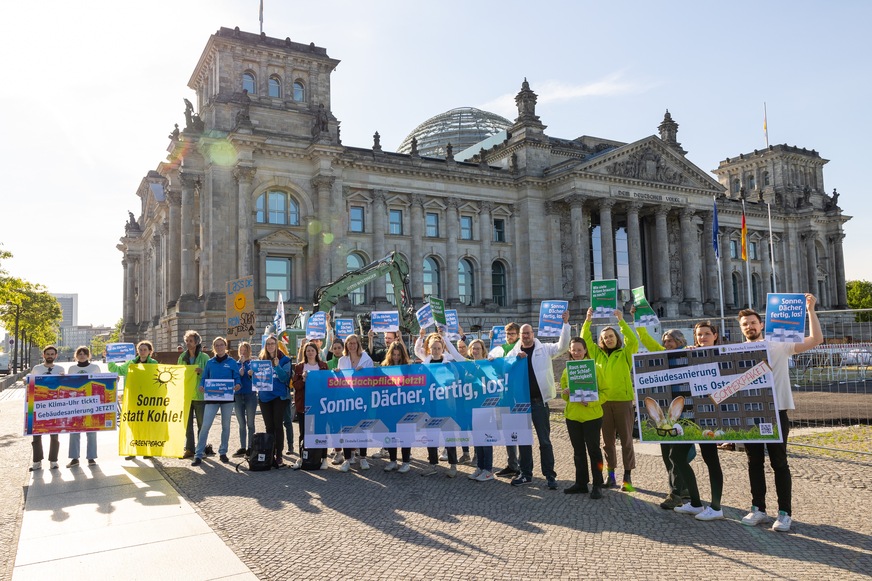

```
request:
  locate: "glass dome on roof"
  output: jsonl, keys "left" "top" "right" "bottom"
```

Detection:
{"left": 396, "top": 107, "right": 512, "bottom": 159}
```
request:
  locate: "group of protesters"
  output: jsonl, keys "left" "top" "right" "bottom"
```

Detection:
{"left": 28, "top": 293, "right": 822, "bottom": 533}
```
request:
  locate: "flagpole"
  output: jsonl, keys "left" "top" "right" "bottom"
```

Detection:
{"left": 743, "top": 199, "right": 752, "bottom": 308}
{"left": 764, "top": 102, "right": 769, "bottom": 148}
{"left": 713, "top": 196, "right": 725, "bottom": 334}
{"left": 767, "top": 201, "right": 777, "bottom": 293}
{"left": 259, "top": 0, "right": 264, "bottom": 34}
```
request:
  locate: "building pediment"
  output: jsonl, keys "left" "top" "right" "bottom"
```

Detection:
{"left": 571, "top": 136, "right": 724, "bottom": 193}
{"left": 256, "top": 229, "right": 308, "bottom": 250}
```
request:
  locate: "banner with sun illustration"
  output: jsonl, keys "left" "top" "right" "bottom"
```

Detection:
{"left": 226, "top": 275, "right": 256, "bottom": 340}
{"left": 119, "top": 364, "right": 199, "bottom": 457}
{"left": 24, "top": 374, "right": 118, "bottom": 436}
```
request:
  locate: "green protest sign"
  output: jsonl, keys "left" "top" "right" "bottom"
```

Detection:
{"left": 566, "top": 360, "right": 598, "bottom": 403}
{"left": 429, "top": 297, "right": 446, "bottom": 325}
{"left": 591, "top": 279, "right": 618, "bottom": 319}
{"left": 632, "top": 286, "right": 660, "bottom": 328}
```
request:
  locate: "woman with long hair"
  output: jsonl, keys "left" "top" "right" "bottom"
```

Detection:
{"left": 257, "top": 334, "right": 292, "bottom": 468}
{"left": 560, "top": 337, "right": 604, "bottom": 498}
{"left": 111, "top": 340, "right": 159, "bottom": 461}
{"left": 671, "top": 321, "right": 726, "bottom": 521}
{"left": 414, "top": 329, "right": 466, "bottom": 477}
{"left": 381, "top": 340, "right": 414, "bottom": 473}
{"left": 336, "top": 334, "right": 374, "bottom": 472}
{"left": 233, "top": 341, "right": 257, "bottom": 458}
{"left": 291, "top": 342, "right": 329, "bottom": 470}
{"left": 466, "top": 339, "right": 494, "bottom": 482}
{"left": 582, "top": 308, "right": 638, "bottom": 490}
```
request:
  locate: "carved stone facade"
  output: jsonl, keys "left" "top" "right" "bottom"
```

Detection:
{"left": 118, "top": 27, "right": 852, "bottom": 348}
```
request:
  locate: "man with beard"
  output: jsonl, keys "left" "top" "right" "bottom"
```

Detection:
{"left": 737, "top": 293, "right": 822, "bottom": 533}
{"left": 30, "top": 345, "right": 62, "bottom": 471}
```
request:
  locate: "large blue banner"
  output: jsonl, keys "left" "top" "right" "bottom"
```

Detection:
{"left": 304, "top": 358, "right": 532, "bottom": 449}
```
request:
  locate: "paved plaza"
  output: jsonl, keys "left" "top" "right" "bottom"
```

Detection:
{"left": 1, "top": 382, "right": 870, "bottom": 580}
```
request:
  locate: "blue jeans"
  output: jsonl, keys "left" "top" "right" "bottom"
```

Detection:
{"left": 196, "top": 401, "right": 233, "bottom": 458}
{"left": 234, "top": 393, "right": 258, "bottom": 449}
{"left": 185, "top": 400, "right": 206, "bottom": 452}
{"left": 519, "top": 400, "right": 555, "bottom": 480}
{"left": 475, "top": 446, "right": 493, "bottom": 471}
{"left": 68, "top": 432, "right": 97, "bottom": 460}
{"left": 504, "top": 445, "right": 519, "bottom": 470}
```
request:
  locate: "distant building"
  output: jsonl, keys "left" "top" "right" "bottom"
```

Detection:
{"left": 60, "top": 325, "right": 112, "bottom": 350}
{"left": 52, "top": 293, "right": 78, "bottom": 328}
{"left": 117, "top": 27, "right": 851, "bottom": 349}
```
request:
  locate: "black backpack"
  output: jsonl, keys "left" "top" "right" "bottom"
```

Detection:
{"left": 299, "top": 440, "right": 323, "bottom": 470}
{"left": 240, "top": 432, "right": 274, "bottom": 472}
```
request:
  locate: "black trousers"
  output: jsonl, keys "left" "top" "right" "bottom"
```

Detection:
{"left": 745, "top": 410, "right": 791, "bottom": 514}
{"left": 388, "top": 448, "right": 412, "bottom": 462}
{"left": 32, "top": 434, "right": 59, "bottom": 462}
{"left": 566, "top": 417, "right": 604, "bottom": 486}
{"left": 427, "top": 446, "right": 457, "bottom": 465}
{"left": 259, "top": 398, "right": 289, "bottom": 459}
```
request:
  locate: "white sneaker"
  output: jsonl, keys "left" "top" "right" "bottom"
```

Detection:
{"left": 475, "top": 470, "right": 495, "bottom": 482}
{"left": 468, "top": 468, "right": 483, "bottom": 480}
{"left": 372, "top": 448, "right": 387, "bottom": 459}
{"left": 359, "top": 458, "right": 370, "bottom": 470}
{"left": 349, "top": 452, "right": 358, "bottom": 465}
{"left": 674, "top": 502, "right": 705, "bottom": 515}
{"left": 439, "top": 449, "right": 449, "bottom": 461}
{"left": 50, "top": 462, "right": 59, "bottom": 470}
{"left": 320, "top": 458, "right": 330, "bottom": 470}
{"left": 772, "top": 511, "right": 792, "bottom": 532}
{"left": 695, "top": 506, "right": 724, "bottom": 521}
{"left": 741, "top": 506, "right": 769, "bottom": 527}
{"left": 446, "top": 464, "right": 457, "bottom": 478}
{"left": 29, "top": 462, "right": 41, "bottom": 472}
{"left": 340, "top": 460, "right": 351, "bottom": 472}
{"left": 332, "top": 453, "right": 345, "bottom": 465}
{"left": 291, "top": 459, "right": 303, "bottom": 470}
{"left": 397, "top": 463, "right": 411, "bottom": 473}
{"left": 384, "top": 461, "right": 398, "bottom": 472}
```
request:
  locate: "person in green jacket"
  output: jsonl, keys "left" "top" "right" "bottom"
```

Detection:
{"left": 636, "top": 325, "right": 692, "bottom": 509}
{"left": 582, "top": 307, "right": 638, "bottom": 491}
{"left": 179, "top": 330, "right": 210, "bottom": 458}
{"left": 107, "top": 341, "right": 158, "bottom": 375}
{"left": 560, "top": 337, "right": 604, "bottom": 499}
{"left": 109, "top": 340, "right": 158, "bottom": 460}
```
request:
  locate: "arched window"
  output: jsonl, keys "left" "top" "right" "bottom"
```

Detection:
{"left": 732, "top": 179, "right": 741, "bottom": 194}
{"left": 423, "top": 257, "right": 441, "bottom": 299}
{"left": 458, "top": 259, "right": 475, "bottom": 306}
{"left": 751, "top": 274, "right": 760, "bottom": 308}
{"left": 732, "top": 272, "right": 740, "bottom": 306}
{"left": 763, "top": 171, "right": 770, "bottom": 186}
{"left": 255, "top": 192, "right": 300, "bottom": 225}
{"left": 293, "top": 80, "right": 305, "bottom": 102}
{"left": 242, "top": 72, "right": 256, "bottom": 94}
{"left": 268, "top": 75, "right": 282, "bottom": 98}
{"left": 749, "top": 174, "right": 756, "bottom": 190}
{"left": 492, "top": 261, "right": 507, "bottom": 307}
{"left": 347, "top": 253, "right": 366, "bottom": 305}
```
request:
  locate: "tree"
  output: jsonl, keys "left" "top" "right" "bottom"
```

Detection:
{"left": 846, "top": 280, "right": 872, "bottom": 322}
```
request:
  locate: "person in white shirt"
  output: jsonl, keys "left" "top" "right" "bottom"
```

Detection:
{"left": 29, "top": 345, "right": 62, "bottom": 471}
{"left": 66, "top": 346, "right": 102, "bottom": 467}
{"left": 737, "top": 293, "right": 822, "bottom": 533}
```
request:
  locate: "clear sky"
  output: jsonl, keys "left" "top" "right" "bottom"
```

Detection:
{"left": 1, "top": 0, "right": 869, "bottom": 329}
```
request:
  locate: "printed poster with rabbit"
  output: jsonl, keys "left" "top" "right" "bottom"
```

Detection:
{"left": 633, "top": 343, "right": 783, "bottom": 444}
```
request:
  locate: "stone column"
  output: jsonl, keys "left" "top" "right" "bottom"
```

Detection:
{"left": 312, "top": 175, "right": 336, "bottom": 296}
{"left": 834, "top": 233, "right": 848, "bottom": 307}
{"left": 258, "top": 250, "right": 268, "bottom": 299}
{"left": 372, "top": 189, "right": 387, "bottom": 302}
{"left": 233, "top": 165, "right": 256, "bottom": 279}
{"left": 654, "top": 207, "right": 672, "bottom": 305}
{"left": 122, "top": 258, "right": 133, "bottom": 322}
{"left": 545, "top": 202, "right": 564, "bottom": 298}
{"left": 179, "top": 173, "right": 198, "bottom": 301}
{"left": 479, "top": 201, "right": 494, "bottom": 304}
{"left": 804, "top": 233, "right": 817, "bottom": 295}
{"left": 567, "top": 195, "right": 589, "bottom": 305}
{"left": 445, "top": 198, "right": 460, "bottom": 303}
{"left": 680, "top": 208, "right": 701, "bottom": 314}
{"left": 166, "top": 189, "right": 182, "bottom": 306}
{"left": 703, "top": 210, "right": 719, "bottom": 312}
{"left": 625, "top": 202, "right": 643, "bottom": 291}
{"left": 410, "top": 194, "right": 425, "bottom": 301}
{"left": 599, "top": 200, "right": 616, "bottom": 280}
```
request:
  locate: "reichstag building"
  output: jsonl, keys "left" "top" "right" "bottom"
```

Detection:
{"left": 118, "top": 27, "right": 850, "bottom": 348}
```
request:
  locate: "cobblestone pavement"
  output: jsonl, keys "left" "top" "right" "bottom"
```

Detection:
{"left": 155, "top": 410, "right": 870, "bottom": 581}
{"left": 2, "top": 381, "right": 870, "bottom": 581}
